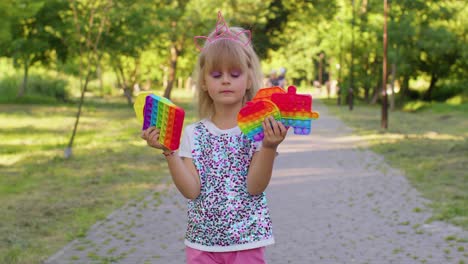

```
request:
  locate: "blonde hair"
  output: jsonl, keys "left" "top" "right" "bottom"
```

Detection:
{"left": 194, "top": 27, "right": 263, "bottom": 119}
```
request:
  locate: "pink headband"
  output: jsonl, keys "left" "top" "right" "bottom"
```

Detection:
{"left": 194, "top": 11, "right": 252, "bottom": 51}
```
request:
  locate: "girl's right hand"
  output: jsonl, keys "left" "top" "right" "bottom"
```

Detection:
{"left": 141, "top": 127, "right": 167, "bottom": 150}
{"left": 262, "top": 115, "right": 288, "bottom": 149}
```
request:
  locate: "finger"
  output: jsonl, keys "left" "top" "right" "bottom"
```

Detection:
{"left": 269, "top": 116, "right": 278, "bottom": 135}
{"left": 149, "top": 132, "right": 160, "bottom": 144}
{"left": 263, "top": 118, "right": 272, "bottom": 136}
{"left": 149, "top": 131, "right": 160, "bottom": 145}
{"left": 148, "top": 128, "right": 160, "bottom": 138}
{"left": 262, "top": 120, "right": 267, "bottom": 135}
{"left": 262, "top": 120, "right": 270, "bottom": 138}
{"left": 278, "top": 121, "right": 287, "bottom": 137}
{"left": 143, "top": 126, "right": 155, "bottom": 139}
{"left": 143, "top": 129, "right": 151, "bottom": 140}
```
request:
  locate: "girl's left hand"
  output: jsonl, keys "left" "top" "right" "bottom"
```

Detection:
{"left": 262, "top": 115, "right": 288, "bottom": 149}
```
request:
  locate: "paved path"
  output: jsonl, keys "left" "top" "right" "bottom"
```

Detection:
{"left": 47, "top": 100, "right": 467, "bottom": 264}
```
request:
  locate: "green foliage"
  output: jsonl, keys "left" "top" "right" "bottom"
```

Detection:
{"left": 5, "top": 0, "right": 69, "bottom": 66}
{"left": 431, "top": 80, "right": 468, "bottom": 102}
{"left": 0, "top": 74, "right": 70, "bottom": 103}
{"left": 0, "top": 0, "right": 466, "bottom": 102}
{"left": 402, "top": 100, "right": 430, "bottom": 112}
{"left": 0, "top": 1, "right": 14, "bottom": 45}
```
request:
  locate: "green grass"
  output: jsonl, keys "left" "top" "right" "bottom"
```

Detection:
{"left": 322, "top": 98, "right": 468, "bottom": 229}
{"left": 0, "top": 89, "right": 197, "bottom": 264}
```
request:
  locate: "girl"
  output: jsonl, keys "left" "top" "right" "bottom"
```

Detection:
{"left": 141, "top": 12, "right": 287, "bottom": 264}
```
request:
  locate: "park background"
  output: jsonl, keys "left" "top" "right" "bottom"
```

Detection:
{"left": 0, "top": 0, "right": 466, "bottom": 263}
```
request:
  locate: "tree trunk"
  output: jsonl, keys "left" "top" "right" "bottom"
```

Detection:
{"left": 178, "top": 77, "right": 183, "bottom": 90}
{"left": 364, "top": 84, "right": 370, "bottom": 102}
{"left": 362, "top": 55, "right": 370, "bottom": 102}
{"left": 424, "top": 72, "right": 438, "bottom": 101}
{"left": 185, "top": 76, "right": 192, "bottom": 92}
{"left": 117, "top": 64, "right": 133, "bottom": 105}
{"left": 65, "top": 71, "right": 91, "bottom": 159}
{"left": 163, "top": 44, "right": 179, "bottom": 99}
{"left": 114, "top": 67, "right": 121, "bottom": 88}
{"left": 370, "top": 80, "right": 381, "bottom": 105}
{"left": 370, "top": 68, "right": 383, "bottom": 105}
{"left": 18, "top": 62, "right": 29, "bottom": 97}
{"left": 400, "top": 74, "right": 410, "bottom": 102}
{"left": 389, "top": 63, "right": 396, "bottom": 111}
{"left": 97, "top": 62, "right": 104, "bottom": 97}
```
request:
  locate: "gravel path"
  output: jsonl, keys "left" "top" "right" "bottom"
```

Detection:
{"left": 47, "top": 99, "right": 467, "bottom": 264}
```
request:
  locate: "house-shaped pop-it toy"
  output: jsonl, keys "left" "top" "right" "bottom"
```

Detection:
{"left": 134, "top": 93, "right": 185, "bottom": 150}
{"left": 237, "top": 100, "right": 282, "bottom": 141}
{"left": 252, "top": 86, "right": 285, "bottom": 102}
{"left": 271, "top": 86, "right": 319, "bottom": 135}
{"left": 237, "top": 85, "right": 319, "bottom": 141}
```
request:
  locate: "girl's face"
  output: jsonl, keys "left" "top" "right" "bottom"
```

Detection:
{"left": 204, "top": 66, "right": 250, "bottom": 107}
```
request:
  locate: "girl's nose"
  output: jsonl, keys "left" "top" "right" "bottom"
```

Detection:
{"left": 221, "top": 74, "right": 231, "bottom": 84}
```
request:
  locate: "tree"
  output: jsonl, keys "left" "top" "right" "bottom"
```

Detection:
{"left": 65, "top": 0, "right": 112, "bottom": 159}
{"left": 418, "top": 26, "right": 458, "bottom": 100}
{"left": 101, "top": 0, "right": 159, "bottom": 104}
{"left": 6, "top": 0, "right": 68, "bottom": 97}
{"left": 388, "top": 0, "right": 426, "bottom": 102}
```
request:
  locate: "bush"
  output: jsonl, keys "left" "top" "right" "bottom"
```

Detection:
{"left": 431, "top": 80, "right": 467, "bottom": 102}
{"left": 402, "top": 100, "right": 430, "bottom": 112}
{"left": 0, "top": 74, "right": 70, "bottom": 103}
{"left": 28, "top": 75, "right": 69, "bottom": 101}
{"left": 406, "top": 88, "right": 422, "bottom": 100}
{"left": 0, "top": 75, "right": 19, "bottom": 101}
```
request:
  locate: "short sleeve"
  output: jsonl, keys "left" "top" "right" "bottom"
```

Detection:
{"left": 178, "top": 125, "right": 194, "bottom": 158}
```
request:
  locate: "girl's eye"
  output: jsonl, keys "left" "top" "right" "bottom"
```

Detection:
{"left": 210, "top": 71, "right": 222, "bottom": 78}
{"left": 230, "top": 70, "right": 242, "bottom": 78}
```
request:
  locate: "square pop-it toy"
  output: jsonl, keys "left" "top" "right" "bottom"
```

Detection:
{"left": 134, "top": 93, "right": 185, "bottom": 150}
{"left": 237, "top": 85, "right": 319, "bottom": 141}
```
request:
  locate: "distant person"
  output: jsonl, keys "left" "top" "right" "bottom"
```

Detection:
{"left": 267, "top": 69, "right": 279, "bottom": 87}
{"left": 277, "top": 67, "right": 287, "bottom": 88}
{"left": 141, "top": 11, "right": 287, "bottom": 264}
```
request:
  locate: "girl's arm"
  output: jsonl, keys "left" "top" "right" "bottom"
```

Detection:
{"left": 165, "top": 155, "right": 201, "bottom": 200}
{"left": 247, "top": 116, "right": 287, "bottom": 195}
{"left": 142, "top": 127, "right": 201, "bottom": 199}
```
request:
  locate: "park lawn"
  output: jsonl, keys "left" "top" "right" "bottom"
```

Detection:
{"left": 0, "top": 90, "right": 197, "bottom": 264}
{"left": 322, "top": 98, "right": 468, "bottom": 230}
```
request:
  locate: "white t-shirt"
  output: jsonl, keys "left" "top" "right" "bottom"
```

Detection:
{"left": 178, "top": 119, "right": 275, "bottom": 252}
{"left": 179, "top": 119, "right": 262, "bottom": 158}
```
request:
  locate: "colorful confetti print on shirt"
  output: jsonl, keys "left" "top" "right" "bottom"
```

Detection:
{"left": 186, "top": 122, "right": 273, "bottom": 248}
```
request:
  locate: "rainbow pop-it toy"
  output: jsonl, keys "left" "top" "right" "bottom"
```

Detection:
{"left": 237, "top": 85, "right": 319, "bottom": 141}
{"left": 237, "top": 100, "right": 282, "bottom": 141}
{"left": 133, "top": 93, "right": 185, "bottom": 150}
{"left": 271, "top": 86, "right": 319, "bottom": 135}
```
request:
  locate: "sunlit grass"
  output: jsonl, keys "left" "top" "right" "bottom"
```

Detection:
{"left": 322, "top": 98, "right": 468, "bottom": 229}
{"left": 0, "top": 89, "right": 196, "bottom": 264}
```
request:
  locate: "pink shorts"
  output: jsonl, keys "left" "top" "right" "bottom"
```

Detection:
{"left": 186, "top": 246, "right": 266, "bottom": 264}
